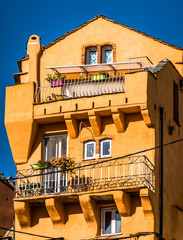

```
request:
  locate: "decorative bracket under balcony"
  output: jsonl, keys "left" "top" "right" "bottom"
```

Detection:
{"left": 111, "top": 108, "right": 125, "bottom": 133}
{"left": 64, "top": 114, "right": 78, "bottom": 139}
{"left": 45, "top": 198, "right": 65, "bottom": 225}
{"left": 79, "top": 194, "right": 100, "bottom": 236}
{"left": 140, "top": 105, "right": 153, "bottom": 127}
{"left": 140, "top": 188, "right": 154, "bottom": 220}
{"left": 88, "top": 111, "right": 101, "bottom": 137}
{"left": 113, "top": 190, "right": 131, "bottom": 216}
{"left": 14, "top": 201, "right": 31, "bottom": 227}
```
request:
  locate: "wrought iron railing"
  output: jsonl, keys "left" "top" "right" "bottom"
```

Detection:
{"left": 15, "top": 155, "right": 155, "bottom": 198}
{"left": 34, "top": 57, "right": 154, "bottom": 103}
{"left": 34, "top": 74, "right": 124, "bottom": 103}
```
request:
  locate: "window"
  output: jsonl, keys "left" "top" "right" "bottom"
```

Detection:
{"left": 43, "top": 134, "right": 68, "bottom": 193}
{"left": 101, "top": 208, "right": 121, "bottom": 235}
{"left": 84, "top": 141, "right": 96, "bottom": 159}
{"left": 100, "top": 139, "right": 111, "bottom": 158}
{"left": 86, "top": 47, "right": 97, "bottom": 65}
{"left": 102, "top": 46, "right": 113, "bottom": 64}
{"left": 43, "top": 134, "right": 67, "bottom": 161}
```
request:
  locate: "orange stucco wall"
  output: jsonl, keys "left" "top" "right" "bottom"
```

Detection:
{"left": 5, "top": 16, "right": 183, "bottom": 240}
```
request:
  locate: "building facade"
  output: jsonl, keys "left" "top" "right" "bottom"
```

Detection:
{"left": 0, "top": 174, "right": 14, "bottom": 239}
{"left": 5, "top": 16, "right": 183, "bottom": 240}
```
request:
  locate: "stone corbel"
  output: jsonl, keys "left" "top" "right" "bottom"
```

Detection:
{"left": 111, "top": 108, "right": 125, "bottom": 133}
{"left": 140, "top": 188, "right": 154, "bottom": 219}
{"left": 14, "top": 201, "right": 31, "bottom": 227}
{"left": 79, "top": 194, "right": 100, "bottom": 235}
{"left": 88, "top": 111, "right": 101, "bottom": 137}
{"left": 140, "top": 105, "right": 153, "bottom": 127}
{"left": 113, "top": 191, "right": 131, "bottom": 216}
{"left": 64, "top": 114, "right": 78, "bottom": 139}
{"left": 45, "top": 198, "right": 65, "bottom": 225}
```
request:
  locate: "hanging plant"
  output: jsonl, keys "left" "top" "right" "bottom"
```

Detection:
{"left": 50, "top": 155, "right": 76, "bottom": 173}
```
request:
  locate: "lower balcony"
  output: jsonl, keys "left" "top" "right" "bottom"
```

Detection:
{"left": 15, "top": 155, "right": 155, "bottom": 198}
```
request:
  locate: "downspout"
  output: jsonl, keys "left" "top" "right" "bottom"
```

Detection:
{"left": 159, "top": 107, "right": 164, "bottom": 237}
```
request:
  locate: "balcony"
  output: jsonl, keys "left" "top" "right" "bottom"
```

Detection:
{"left": 34, "top": 57, "right": 153, "bottom": 103}
{"left": 15, "top": 155, "right": 155, "bottom": 199}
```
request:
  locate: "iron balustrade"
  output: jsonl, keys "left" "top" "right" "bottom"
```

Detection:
{"left": 15, "top": 155, "right": 155, "bottom": 198}
{"left": 34, "top": 57, "right": 154, "bottom": 103}
{"left": 34, "top": 74, "right": 124, "bottom": 103}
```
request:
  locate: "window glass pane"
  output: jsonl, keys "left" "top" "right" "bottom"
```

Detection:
{"left": 87, "top": 143, "right": 94, "bottom": 158}
{"left": 44, "top": 138, "right": 57, "bottom": 161}
{"left": 105, "top": 50, "right": 113, "bottom": 63}
{"left": 60, "top": 135, "right": 67, "bottom": 156}
{"left": 89, "top": 51, "right": 97, "bottom": 64}
{"left": 44, "top": 135, "right": 67, "bottom": 161}
{"left": 102, "top": 141, "right": 110, "bottom": 156}
{"left": 105, "top": 211, "right": 112, "bottom": 234}
{"left": 115, "top": 210, "right": 121, "bottom": 233}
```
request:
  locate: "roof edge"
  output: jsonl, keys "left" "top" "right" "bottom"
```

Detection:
{"left": 42, "top": 15, "right": 183, "bottom": 51}
{"left": 18, "top": 15, "right": 183, "bottom": 62}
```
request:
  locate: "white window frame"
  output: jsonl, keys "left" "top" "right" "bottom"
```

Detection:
{"left": 102, "top": 46, "right": 113, "bottom": 64}
{"left": 43, "top": 134, "right": 68, "bottom": 194}
{"left": 100, "top": 139, "right": 111, "bottom": 158}
{"left": 101, "top": 207, "right": 121, "bottom": 235}
{"left": 43, "top": 134, "right": 68, "bottom": 161}
{"left": 86, "top": 47, "right": 97, "bottom": 65}
{"left": 84, "top": 141, "right": 96, "bottom": 160}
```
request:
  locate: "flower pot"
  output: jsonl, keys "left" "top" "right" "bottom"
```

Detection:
{"left": 50, "top": 80, "right": 64, "bottom": 87}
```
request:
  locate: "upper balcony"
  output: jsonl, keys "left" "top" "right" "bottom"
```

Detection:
{"left": 34, "top": 57, "right": 153, "bottom": 104}
{"left": 15, "top": 155, "right": 155, "bottom": 199}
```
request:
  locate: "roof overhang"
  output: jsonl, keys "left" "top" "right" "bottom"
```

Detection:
{"left": 46, "top": 61, "right": 143, "bottom": 75}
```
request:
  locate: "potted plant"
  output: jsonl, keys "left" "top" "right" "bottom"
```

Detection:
{"left": 45, "top": 74, "right": 66, "bottom": 87}
{"left": 50, "top": 155, "right": 76, "bottom": 173}
{"left": 32, "top": 160, "right": 51, "bottom": 170}
{"left": 56, "top": 74, "right": 66, "bottom": 86}
{"left": 91, "top": 71, "right": 109, "bottom": 81}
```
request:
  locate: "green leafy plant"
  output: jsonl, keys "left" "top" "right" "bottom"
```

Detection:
{"left": 45, "top": 74, "right": 66, "bottom": 82}
{"left": 32, "top": 160, "right": 51, "bottom": 170}
{"left": 57, "top": 74, "right": 66, "bottom": 81}
{"left": 50, "top": 155, "right": 76, "bottom": 173}
{"left": 91, "top": 71, "right": 109, "bottom": 80}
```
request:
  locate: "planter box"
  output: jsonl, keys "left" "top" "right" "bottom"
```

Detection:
{"left": 50, "top": 80, "right": 64, "bottom": 87}
{"left": 92, "top": 74, "right": 108, "bottom": 81}
{"left": 32, "top": 163, "right": 50, "bottom": 170}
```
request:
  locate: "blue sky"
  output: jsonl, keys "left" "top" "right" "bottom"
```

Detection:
{"left": 0, "top": 0, "right": 183, "bottom": 178}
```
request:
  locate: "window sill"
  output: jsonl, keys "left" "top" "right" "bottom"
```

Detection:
{"left": 82, "top": 156, "right": 112, "bottom": 162}
{"left": 100, "top": 155, "right": 111, "bottom": 159}
{"left": 90, "top": 233, "right": 122, "bottom": 240}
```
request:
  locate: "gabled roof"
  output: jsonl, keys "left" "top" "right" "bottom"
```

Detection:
{"left": 42, "top": 15, "right": 183, "bottom": 51}
{"left": 19, "top": 15, "right": 183, "bottom": 62}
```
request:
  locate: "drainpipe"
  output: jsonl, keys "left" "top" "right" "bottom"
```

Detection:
{"left": 159, "top": 107, "right": 164, "bottom": 237}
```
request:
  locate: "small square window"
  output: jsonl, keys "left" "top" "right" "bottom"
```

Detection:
{"left": 102, "top": 46, "right": 113, "bottom": 64}
{"left": 84, "top": 141, "right": 96, "bottom": 159}
{"left": 100, "top": 139, "right": 111, "bottom": 158}
{"left": 86, "top": 47, "right": 97, "bottom": 65}
{"left": 101, "top": 208, "right": 121, "bottom": 235}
